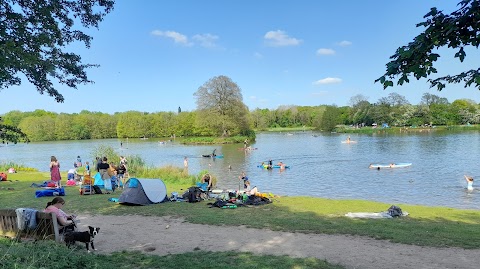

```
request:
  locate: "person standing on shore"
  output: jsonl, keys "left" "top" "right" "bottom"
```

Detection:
{"left": 85, "top": 161, "right": 90, "bottom": 176}
{"left": 98, "top": 157, "right": 112, "bottom": 194}
{"left": 238, "top": 171, "right": 249, "bottom": 190}
{"left": 75, "top": 156, "right": 82, "bottom": 168}
{"left": 96, "top": 157, "right": 101, "bottom": 172}
{"left": 117, "top": 163, "right": 127, "bottom": 188}
{"left": 120, "top": 156, "right": 128, "bottom": 178}
{"left": 50, "top": 156, "right": 61, "bottom": 187}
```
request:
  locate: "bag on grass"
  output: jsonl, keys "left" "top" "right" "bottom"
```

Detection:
{"left": 183, "top": 186, "right": 203, "bottom": 203}
{"left": 93, "top": 185, "right": 103, "bottom": 194}
{"left": 388, "top": 205, "right": 403, "bottom": 217}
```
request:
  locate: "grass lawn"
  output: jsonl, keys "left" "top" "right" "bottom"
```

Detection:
{"left": 0, "top": 239, "right": 342, "bottom": 269}
{"left": 1, "top": 171, "right": 480, "bottom": 250}
{"left": 1, "top": 171, "right": 480, "bottom": 268}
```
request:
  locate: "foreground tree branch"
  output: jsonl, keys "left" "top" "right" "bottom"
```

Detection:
{"left": 0, "top": 0, "right": 115, "bottom": 102}
{"left": 376, "top": 0, "right": 480, "bottom": 91}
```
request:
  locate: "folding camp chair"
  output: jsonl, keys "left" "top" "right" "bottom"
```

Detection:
{"left": 79, "top": 174, "right": 93, "bottom": 195}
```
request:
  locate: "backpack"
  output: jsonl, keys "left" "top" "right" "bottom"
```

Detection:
{"left": 184, "top": 186, "right": 203, "bottom": 203}
{"left": 210, "top": 199, "right": 229, "bottom": 208}
{"left": 388, "top": 205, "right": 403, "bottom": 217}
{"left": 93, "top": 185, "right": 103, "bottom": 194}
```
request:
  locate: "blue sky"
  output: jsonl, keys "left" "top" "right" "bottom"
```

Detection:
{"left": 1, "top": 0, "right": 479, "bottom": 114}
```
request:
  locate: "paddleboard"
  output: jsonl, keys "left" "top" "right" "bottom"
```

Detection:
{"left": 369, "top": 163, "right": 412, "bottom": 168}
{"left": 257, "top": 165, "right": 290, "bottom": 169}
{"left": 341, "top": 140, "right": 357, "bottom": 144}
{"left": 202, "top": 154, "right": 224, "bottom": 159}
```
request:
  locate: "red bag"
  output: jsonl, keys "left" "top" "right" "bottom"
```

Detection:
{"left": 47, "top": 182, "right": 56, "bottom": 187}
{"left": 0, "top": 172, "right": 7, "bottom": 181}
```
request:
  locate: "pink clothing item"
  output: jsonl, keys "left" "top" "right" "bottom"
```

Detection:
{"left": 43, "top": 205, "right": 68, "bottom": 223}
{"left": 50, "top": 162, "right": 61, "bottom": 182}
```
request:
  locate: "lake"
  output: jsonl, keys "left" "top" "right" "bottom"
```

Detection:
{"left": 1, "top": 131, "right": 479, "bottom": 210}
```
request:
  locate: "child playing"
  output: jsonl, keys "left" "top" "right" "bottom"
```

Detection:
{"left": 85, "top": 161, "right": 90, "bottom": 175}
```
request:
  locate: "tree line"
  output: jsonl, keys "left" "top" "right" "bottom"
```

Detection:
{"left": 248, "top": 92, "right": 480, "bottom": 131}
{"left": 1, "top": 92, "right": 479, "bottom": 142}
{"left": 1, "top": 1, "right": 479, "bottom": 142}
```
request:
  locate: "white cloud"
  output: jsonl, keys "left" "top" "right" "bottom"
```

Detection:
{"left": 254, "top": 52, "right": 263, "bottom": 59}
{"left": 338, "top": 40, "right": 352, "bottom": 47}
{"left": 316, "top": 48, "right": 335, "bottom": 55}
{"left": 311, "top": 90, "right": 328, "bottom": 96}
{"left": 192, "top": 33, "right": 219, "bottom": 48}
{"left": 313, "top": 77, "right": 342, "bottom": 85}
{"left": 151, "top": 30, "right": 192, "bottom": 46}
{"left": 264, "top": 30, "right": 302, "bottom": 47}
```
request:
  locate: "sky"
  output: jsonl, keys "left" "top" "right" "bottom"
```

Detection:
{"left": 1, "top": 0, "right": 479, "bottom": 115}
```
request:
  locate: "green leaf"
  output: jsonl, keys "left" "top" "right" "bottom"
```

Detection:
{"left": 376, "top": 76, "right": 386, "bottom": 84}
{"left": 454, "top": 47, "right": 466, "bottom": 62}
{"left": 475, "top": 75, "right": 480, "bottom": 86}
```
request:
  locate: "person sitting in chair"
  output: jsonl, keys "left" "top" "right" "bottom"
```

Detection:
{"left": 43, "top": 197, "right": 76, "bottom": 233}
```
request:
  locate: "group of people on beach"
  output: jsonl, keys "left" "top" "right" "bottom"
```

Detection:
{"left": 49, "top": 155, "right": 128, "bottom": 190}
{"left": 96, "top": 156, "right": 128, "bottom": 192}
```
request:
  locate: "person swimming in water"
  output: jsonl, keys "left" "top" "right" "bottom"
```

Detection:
{"left": 464, "top": 175, "right": 474, "bottom": 191}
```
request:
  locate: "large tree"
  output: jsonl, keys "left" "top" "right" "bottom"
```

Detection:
{"left": 420, "top": 92, "right": 450, "bottom": 106}
{"left": 0, "top": 0, "right": 114, "bottom": 143}
{"left": 378, "top": 92, "right": 410, "bottom": 107}
{"left": 0, "top": 0, "right": 114, "bottom": 102}
{"left": 194, "top": 75, "right": 250, "bottom": 136}
{"left": 318, "top": 105, "right": 340, "bottom": 132}
{"left": 376, "top": 0, "right": 480, "bottom": 91}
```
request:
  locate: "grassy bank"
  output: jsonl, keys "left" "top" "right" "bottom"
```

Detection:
{"left": 181, "top": 135, "right": 253, "bottom": 145}
{"left": 0, "top": 238, "right": 341, "bottom": 269}
{"left": 256, "top": 126, "right": 315, "bottom": 132}
{"left": 335, "top": 124, "right": 480, "bottom": 134}
{"left": 1, "top": 171, "right": 480, "bottom": 250}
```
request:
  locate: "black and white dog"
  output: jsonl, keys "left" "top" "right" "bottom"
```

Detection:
{"left": 64, "top": 226, "right": 100, "bottom": 252}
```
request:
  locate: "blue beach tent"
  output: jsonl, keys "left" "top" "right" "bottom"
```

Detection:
{"left": 119, "top": 178, "right": 167, "bottom": 205}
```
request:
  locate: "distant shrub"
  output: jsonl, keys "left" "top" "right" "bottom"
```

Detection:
{"left": 135, "top": 165, "right": 195, "bottom": 185}
{"left": 90, "top": 145, "right": 144, "bottom": 174}
{"left": 0, "top": 162, "right": 37, "bottom": 172}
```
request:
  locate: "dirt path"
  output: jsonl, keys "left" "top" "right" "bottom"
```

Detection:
{"left": 77, "top": 215, "right": 480, "bottom": 269}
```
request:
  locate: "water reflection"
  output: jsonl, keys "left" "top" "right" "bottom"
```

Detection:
{"left": 0, "top": 131, "right": 479, "bottom": 209}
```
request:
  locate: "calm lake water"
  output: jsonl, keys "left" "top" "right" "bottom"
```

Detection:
{"left": 1, "top": 131, "right": 479, "bottom": 210}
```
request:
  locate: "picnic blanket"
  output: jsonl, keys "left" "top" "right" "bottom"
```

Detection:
{"left": 35, "top": 187, "right": 65, "bottom": 198}
{"left": 30, "top": 181, "right": 53, "bottom": 188}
